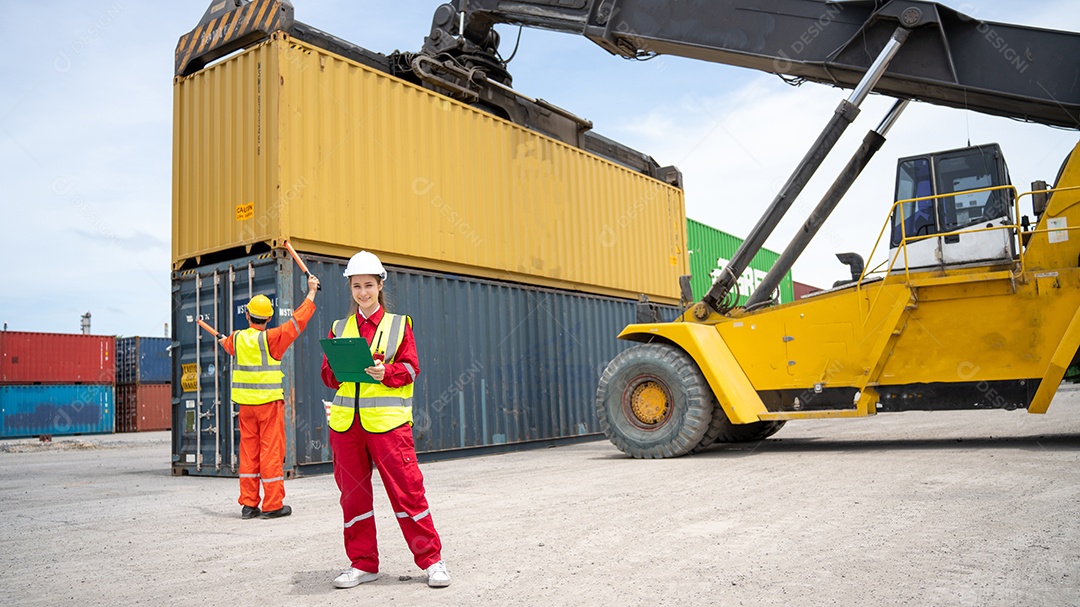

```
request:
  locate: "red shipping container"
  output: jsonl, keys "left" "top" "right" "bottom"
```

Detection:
{"left": 0, "top": 331, "right": 116, "bottom": 385}
{"left": 793, "top": 281, "right": 823, "bottom": 300}
{"left": 116, "top": 383, "right": 172, "bottom": 432}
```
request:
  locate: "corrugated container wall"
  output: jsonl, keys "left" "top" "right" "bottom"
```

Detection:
{"left": 686, "top": 219, "right": 795, "bottom": 306}
{"left": 172, "top": 36, "right": 688, "bottom": 304}
{"left": 117, "top": 384, "right": 171, "bottom": 433}
{"left": 117, "top": 337, "right": 172, "bottom": 384}
{"left": 171, "top": 252, "right": 676, "bottom": 477}
{"left": 0, "top": 385, "right": 114, "bottom": 439}
{"left": 0, "top": 332, "right": 115, "bottom": 385}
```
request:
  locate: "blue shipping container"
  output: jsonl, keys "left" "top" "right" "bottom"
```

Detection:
{"left": 170, "top": 251, "right": 677, "bottom": 477}
{"left": 116, "top": 337, "right": 171, "bottom": 384}
{"left": 0, "top": 385, "right": 115, "bottom": 439}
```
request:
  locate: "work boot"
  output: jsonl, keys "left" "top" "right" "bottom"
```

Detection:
{"left": 426, "top": 561, "right": 451, "bottom": 588}
{"left": 260, "top": 505, "right": 292, "bottom": 519}
{"left": 333, "top": 567, "right": 378, "bottom": 589}
{"left": 241, "top": 505, "right": 260, "bottom": 519}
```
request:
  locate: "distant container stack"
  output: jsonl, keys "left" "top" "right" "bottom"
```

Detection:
{"left": 115, "top": 337, "right": 172, "bottom": 433}
{"left": 0, "top": 331, "right": 116, "bottom": 439}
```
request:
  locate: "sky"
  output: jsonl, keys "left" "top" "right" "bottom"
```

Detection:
{"left": 1, "top": 0, "right": 1078, "bottom": 336}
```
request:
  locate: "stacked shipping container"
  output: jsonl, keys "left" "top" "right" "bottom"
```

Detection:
{"left": 115, "top": 337, "right": 172, "bottom": 432}
{"left": 169, "top": 23, "right": 801, "bottom": 476}
{"left": 0, "top": 331, "right": 115, "bottom": 439}
{"left": 170, "top": 33, "right": 688, "bottom": 477}
{"left": 0, "top": 386, "right": 115, "bottom": 438}
{"left": 171, "top": 37, "right": 689, "bottom": 304}
{"left": 0, "top": 331, "right": 116, "bottom": 384}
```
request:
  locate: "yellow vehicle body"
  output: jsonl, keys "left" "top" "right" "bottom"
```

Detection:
{"left": 619, "top": 142, "right": 1080, "bottom": 426}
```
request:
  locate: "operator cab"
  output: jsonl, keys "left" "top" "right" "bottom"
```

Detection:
{"left": 888, "top": 143, "right": 1016, "bottom": 270}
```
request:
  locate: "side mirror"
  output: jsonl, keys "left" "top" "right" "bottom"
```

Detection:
{"left": 1031, "top": 180, "right": 1049, "bottom": 217}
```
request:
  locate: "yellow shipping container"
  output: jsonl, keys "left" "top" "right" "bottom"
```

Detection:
{"left": 172, "top": 34, "right": 688, "bottom": 303}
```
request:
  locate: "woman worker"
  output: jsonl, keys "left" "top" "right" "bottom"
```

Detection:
{"left": 320, "top": 250, "right": 450, "bottom": 589}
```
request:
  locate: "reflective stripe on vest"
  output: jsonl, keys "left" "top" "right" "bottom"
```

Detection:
{"left": 328, "top": 312, "right": 414, "bottom": 433}
{"left": 330, "top": 395, "right": 412, "bottom": 408}
{"left": 231, "top": 328, "right": 284, "bottom": 404}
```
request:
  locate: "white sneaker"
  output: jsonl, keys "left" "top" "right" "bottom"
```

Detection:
{"left": 426, "top": 560, "right": 451, "bottom": 588}
{"left": 333, "top": 567, "right": 378, "bottom": 589}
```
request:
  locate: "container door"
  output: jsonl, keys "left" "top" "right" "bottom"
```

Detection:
{"left": 172, "top": 256, "right": 284, "bottom": 477}
{"left": 173, "top": 268, "right": 231, "bottom": 475}
{"left": 287, "top": 255, "right": 339, "bottom": 469}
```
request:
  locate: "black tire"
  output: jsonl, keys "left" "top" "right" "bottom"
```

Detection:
{"left": 690, "top": 396, "right": 786, "bottom": 452}
{"left": 689, "top": 397, "right": 734, "bottom": 454}
{"left": 713, "top": 419, "right": 787, "bottom": 444}
{"left": 595, "top": 343, "right": 716, "bottom": 459}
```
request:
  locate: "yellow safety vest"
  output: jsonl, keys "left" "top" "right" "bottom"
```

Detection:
{"left": 328, "top": 312, "right": 415, "bottom": 433}
{"left": 231, "top": 328, "right": 284, "bottom": 405}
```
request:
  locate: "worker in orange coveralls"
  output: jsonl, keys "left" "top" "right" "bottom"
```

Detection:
{"left": 218, "top": 273, "right": 320, "bottom": 519}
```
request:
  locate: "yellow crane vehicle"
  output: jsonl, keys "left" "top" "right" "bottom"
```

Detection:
{"left": 409, "top": 0, "right": 1080, "bottom": 457}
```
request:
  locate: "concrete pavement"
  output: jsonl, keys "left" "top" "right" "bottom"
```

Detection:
{"left": 2, "top": 390, "right": 1079, "bottom": 606}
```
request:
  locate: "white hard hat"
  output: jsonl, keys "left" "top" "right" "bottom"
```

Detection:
{"left": 343, "top": 250, "right": 387, "bottom": 280}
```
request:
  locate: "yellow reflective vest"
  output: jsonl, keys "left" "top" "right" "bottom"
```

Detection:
{"left": 328, "top": 312, "right": 414, "bottom": 433}
{"left": 231, "top": 328, "right": 284, "bottom": 405}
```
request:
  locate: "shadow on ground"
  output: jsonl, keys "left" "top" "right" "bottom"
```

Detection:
{"left": 703, "top": 433, "right": 1080, "bottom": 455}
{"left": 587, "top": 433, "right": 1080, "bottom": 460}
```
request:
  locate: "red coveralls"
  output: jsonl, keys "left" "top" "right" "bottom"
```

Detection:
{"left": 221, "top": 299, "right": 315, "bottom": 512}
{"left": 321, "top": 306, "right": 443, "bottom": 572}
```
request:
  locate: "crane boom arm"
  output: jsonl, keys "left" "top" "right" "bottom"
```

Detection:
{"left": 423, "top": 0, "right": 1080, "bottom": 129}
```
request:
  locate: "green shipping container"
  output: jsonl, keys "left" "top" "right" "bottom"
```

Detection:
{"left": 686, "top": 218, "right": 795, "bottom": 306}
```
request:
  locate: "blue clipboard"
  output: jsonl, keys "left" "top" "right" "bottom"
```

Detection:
{"left": 320, "top": 337, "right": 380, "bottom": 384}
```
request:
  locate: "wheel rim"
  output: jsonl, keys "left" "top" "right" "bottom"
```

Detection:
{"left": 624, "top": 375, "right": 673, "bottom": 430}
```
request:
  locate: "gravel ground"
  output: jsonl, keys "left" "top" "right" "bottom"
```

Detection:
{"left": 1, "top": 388, "right": 1078, "bottom": 607}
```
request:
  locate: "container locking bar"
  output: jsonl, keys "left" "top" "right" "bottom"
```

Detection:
{"left": 213, "top": 270, "right": 222, "bottom": 471}
{"left": 194, "top": 274, "right": 203, "bottom": 472}
{"left": 228, "top": 266, "right": 237, "bottom": 471}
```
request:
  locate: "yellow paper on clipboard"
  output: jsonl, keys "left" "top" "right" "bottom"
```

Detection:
{"left": 320, "top": 337, "right": 380, "bottom": 384}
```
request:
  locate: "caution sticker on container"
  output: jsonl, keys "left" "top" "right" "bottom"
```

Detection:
{"left": 181, "top": 363, "right": 199, "bottom": 392}
{"left": 235, "top": 202, "right": 254, "bottom": 221}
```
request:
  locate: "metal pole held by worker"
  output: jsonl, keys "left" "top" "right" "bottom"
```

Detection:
{"left": 196, "top": 318, "right": 225, "bottom": 340}
{"left": 283, "top": 240, "right": 321, "bottom": 290}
